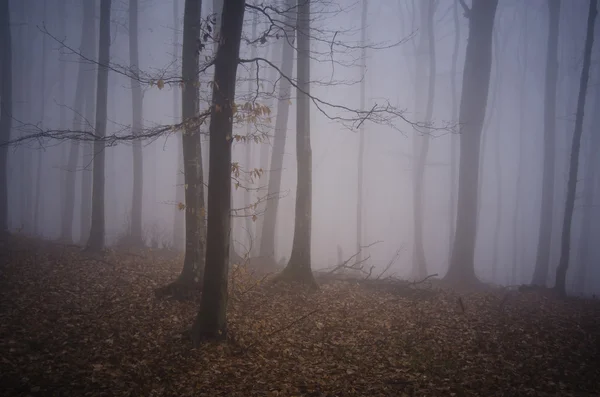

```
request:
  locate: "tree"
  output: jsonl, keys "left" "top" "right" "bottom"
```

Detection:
{"left": 448, "top": 0, "right": 460, "bottom": 263}
{"left": 355, "top": 0, "right": 367, "bottom": 266}
{"left": 531, "top": 0, "right": 560, "bottom": 287}
{"left": 192, "top": 0, "right": 246, "bottom": 343}
{"left": 80, "top": 2, "right": 98, "bottom": 245}
{"left": 554, "top": 0, "right": 597, "bottom": 297}
{"left": 277, "top": 0, "right": 316, "bottom": 285}
{"left": 445, "top": 0, "right": 498, "bottom": 286}
{"left": 411, "top": 0, "right": 436, "bottom": 279}
{"left": 86, "top": 0, "right": 112, "bottom": 252}
{"left": 259, "top": 0, "right": 295, "bottom": 261}
{"left": 0, "top": 0, "right": 12, "bottom": 232}
{"left": 61, "top": 1, "right": 96, "bottom": 242}
{"left": 177, "top": 0, "right": 205, "bottom": 287}
{"left": 574, "top": 65, "right": 600, "bottom": 294}
{"left": 172, "top": 0, "right": 185, "bottom": 252}
{"left": 129, "top": 0, "right": 144, "bottom": 246}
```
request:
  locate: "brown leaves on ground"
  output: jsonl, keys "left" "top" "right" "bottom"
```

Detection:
{"left": 1, "top": 235, "right": 599, "bottom": 396}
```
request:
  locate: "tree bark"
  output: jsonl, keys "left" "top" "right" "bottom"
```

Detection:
{"left": 355, "top": 0, "right": 367, "bottom": 265}
{"left": 259, "top": 0, "right": 295, "bottom": 260}
{"left": 445, "top": 0, "right": 498, "bottom": 286}
{"left": 531, "top": 0, "right": 560, "bottom": 286}
{"left": 0, "top": 0, "right": 12, "bottom": 232}
{"left": 554, "top": 0, "right": 597, "bottom": 297}
{"left": 573, "top": 67, "right": 600, "bottom": 294}
{"left": 448, "top": 0, "right": 460, "bottom": 263}
{"left": 61, "top": 1, "right": 95, "bottom": 242}
{"left": 34, "top": 0, "right": 48, "bottom": 236}
{"left": 178, "top": 0, "right": 205, "bottom": 286}
{"left": 80, "top": 1, "right": 98, "bottom": 245}
{"left": 129, "top": 0, "right": 144, "bottom": 246}
{"left": 192, "top": 0, "right": 245, "bottom": 343}
{"left": 86, "top": 0, "right": 112, "bottom": 252}
{"left": 279, "top": 0, "right": 316, "bottom": 285}
{"left": 411, "top": 0, "right": 436, "bottom": 279}
{"left": 172, "top": 0, "right": 185, "bottom": 252}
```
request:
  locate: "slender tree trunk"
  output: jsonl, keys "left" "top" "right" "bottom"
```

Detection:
{"left": 574, "top": 69, "right": 600, "bottom": 294}
{"left": 554, "top": 0, "right": 597, "bottom": 297}
{"left": 192, "top": 0, "right": 245, "bottom": 343}
{"left": 279, "top": 0, "right": 316, "bottom": 285}
{"left": 80, "top": 1, "right": 97, "bottom": 244}
{"left": 173, "top": 0, "right": 185, "bottom": 251}
{"left": 86, "top": 0, "right": 112, "bottom": 252}
{"left": 356, "top": 0, "right": 367, "bottom": 265}
{"left": 62, "top": 1, "right": 95, "bottom": 242}
{"left": 243, "top": 11, "right": 259, "bottom": 253}
{"left": 532, "top": 0, "right": 560, "bottom": 286}
{"left": 445, "top": 0, "right": 498, "bottom": 286}
{"left": 34, "top": 0, "right": 48, "bottom": 236}
{"left": 411, "top": 0, "right": 436, "bottom": 279}
{"left": 259, "top": 0, "right": 295, "bottom": 260}
{"left": 175, "top": 0, "right": 205, "bottom": 286}
{"left": 129, "top": 0, "right": 144, "bottom": 246}
{"left": 512, "top": 5, "right": 528, "bottom": 285}
{"left": 58, "top": 0, "right": 67, "bottom": 221}
{"left": 0, "top": 0, "right": 12, "bottom": 232}
{"left": 448, "top": 0, "right": 460, "bottom": 262}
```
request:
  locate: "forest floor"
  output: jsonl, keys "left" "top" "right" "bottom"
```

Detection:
{"left": 1, "top": 235, "right": 600, "bottom": 397}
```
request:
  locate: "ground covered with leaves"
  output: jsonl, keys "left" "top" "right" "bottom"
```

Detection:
{"left": 1, "top": 235, "right": 599, "bottom": 396}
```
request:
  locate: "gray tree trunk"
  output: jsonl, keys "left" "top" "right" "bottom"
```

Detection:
{"left": 445, "top": 0, "right": 498, "bottom": 286}
{"left": 129, "top": 0, "right": 144, "bottom": 246}
{"left": 448, "top": 0, "right": 460, "bottom": 263}
{"left": 279, "top": 0, "right": 316, "bottom": 285}
{"left": 86, "top": 0, "right": 112, "bottom": 252}
{"left": 193, "top": 0, "right": 246, "bottom": 343}
{"left": 172, "top": 0, "right": 185, "bottom": 251}
{"left": 259, "top": 0, "right": 295, "bottom": 261}
{"left": 0, "top": 0, "right": 12, "bottom": 232}
{"left": 531, "top": 0, "right": 560, "bottom": 286}
{"left": 34, "top": 0, "right": 48, "bottom": 236}
{"left": 356, "top": 0, "right": 367, "bottom": 265}
{"left": 554, "top": 0, "right": 597, "bottom": 297}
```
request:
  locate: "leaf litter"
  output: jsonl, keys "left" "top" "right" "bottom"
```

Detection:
{"left": 1, "top": 235, "right": 599, "bottom": 396}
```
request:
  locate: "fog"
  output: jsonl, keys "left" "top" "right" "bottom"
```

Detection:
{"left": 2, "top": 0, "right": 599, "bottom": 295}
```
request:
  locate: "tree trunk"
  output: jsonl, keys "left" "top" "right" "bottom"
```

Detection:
{"left": 574, "top": 67, "right": 600, "bottom": 294}
{"left": 172, "top": 0, "right": 185, "bottom": 252}
{"left": 554, "top": 0, "right": 597, "bottom": 297}
{"left": 0, "top": 0, "right": 12, "bottom": 232}
{"left": 448, "top": 0, "right": 460, "bottom": 263}
{"left": 178, "top": 0, "right": 205, "bottom": 286}
{"left": 512, "top": 5, "right": 528, "bottom": 285}
{"left": 411, "top": 0, "right": 436, "bottom": 279}
{"left": 445, "top": 0, "right": 498, "bottom": 286}
{"left": 62, "top": 0, "right": 95, "bottom": 242}
{"left": 531, "top": 0, "right": 560, "bottom": 286}
{"left": 86, "top": 0, "right": 112, "bottom": 252}
{"left": 259, "top": 0, "right": 295, "bottom": 260}
{"left": 129, "top": 0, "right": 144, "bottom": 246}
{"left": 243, "top": 11, "right": 259, "bottom": 253}
{"left": 279, "top": 0, "right": 316, "bottom": 285}
{"left": 34, "top": 0, "right": 48, "bottom": 236}
{"left": 355, "top": 0, "right": 367, "bottom": 265}
{"left": 192, "top": 0, "right": 245, "bottom": 343}
{"left": 80, "top": 1, "right": 97, "bottom": 245}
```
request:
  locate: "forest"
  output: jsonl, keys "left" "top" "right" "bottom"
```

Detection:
{"left": 1, "top": 0, "right": 600, "bottom": 395}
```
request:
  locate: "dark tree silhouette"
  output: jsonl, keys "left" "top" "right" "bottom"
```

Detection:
{"left": 0, "top": 0, "right": 12, "bottom": 232}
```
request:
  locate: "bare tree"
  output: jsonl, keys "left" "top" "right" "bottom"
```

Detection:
{"left": 448, "top": 0, "right": 460, "bottom": 263}
{"left": 355, "top": 0, "right": 367, "bottom": 265}
{"left": 445, "top": 0, "right": 498, "bottom": 286}
{"left": 173, "top": 0, "right": 185, "bottom": 251}
{"left": 411, "top": 0, "right": 436, "bottom": 279}
{"left": 34, "top": 0, "right": 48, "bottom": 236}
{"left": 259, "top": 0, "right": 295, "bottom": 261}
{"left": 531, "top": 0, "right": 560, "bottom": 287}
{"left": 61, "top": 1, "right": 96, "bottom": 242}
{"left": 0, "top": 0, "right": 12, "bottom": 232}
{"left": 277, "top": 0, "right": 316, "bottom": 285}
{"left": 554, "top": 0, "right": 597, "bottom": 297}
{"left": 86, "top": 0, "right": 112, "bottom": 252}
{"left": 129, "top": 0, "right": 144, "bottom": 246}
{"left": 192, "top": 0, "right": 246, "bottom": 343}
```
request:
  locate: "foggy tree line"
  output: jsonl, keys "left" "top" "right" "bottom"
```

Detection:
{"left": 1, "top": 0, "right": 600, "bottom": 340}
